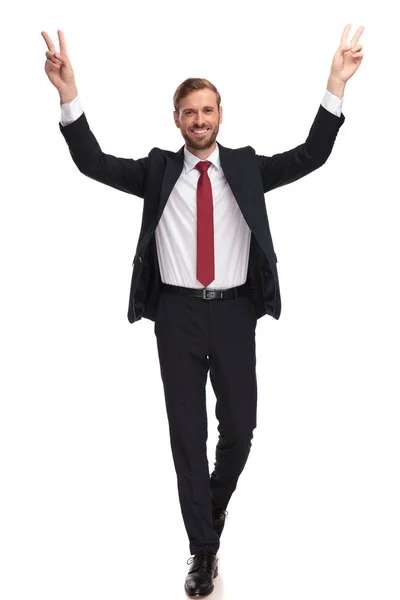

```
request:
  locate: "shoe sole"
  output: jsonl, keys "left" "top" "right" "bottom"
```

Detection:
{"left": 184, "top": 565, "right": 219, "bottom": 598}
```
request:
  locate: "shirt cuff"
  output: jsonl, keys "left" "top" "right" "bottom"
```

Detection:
{"left": 321, "top": 89, "right": 343, "bottom": 117}
{"left": 60, "top": 95, "right": 84, "bottom": 126}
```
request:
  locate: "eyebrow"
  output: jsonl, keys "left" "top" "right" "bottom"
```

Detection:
{"left": 183, "top": 106, "right": 215, "bottom": 112}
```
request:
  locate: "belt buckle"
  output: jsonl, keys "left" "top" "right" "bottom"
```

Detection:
{"left": 202, "top": 289, "right": 223, "bottom": 300}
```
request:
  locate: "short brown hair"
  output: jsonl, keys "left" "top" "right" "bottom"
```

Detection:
{"left": 173, "top": 78, "right": 221, "bottom": 114}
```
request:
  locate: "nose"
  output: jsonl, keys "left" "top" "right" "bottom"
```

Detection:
{"left": 193, "top": 113, "right": 206, "bottom": 127}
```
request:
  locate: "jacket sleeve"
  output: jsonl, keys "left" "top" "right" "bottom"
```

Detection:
{"left": 59, "top": 112, "right": 152, "bottom": 199}
{"left": 253, "top": 104, "right": 346, "bottom": 194}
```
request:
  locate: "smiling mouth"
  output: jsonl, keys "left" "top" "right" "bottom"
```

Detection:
{"left": 191, "top": 128, "right": 210, "bottom": 136}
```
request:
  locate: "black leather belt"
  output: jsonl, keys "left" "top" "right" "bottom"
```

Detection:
{"left": 161, "top": 282, "right": 250, "bottom": 300}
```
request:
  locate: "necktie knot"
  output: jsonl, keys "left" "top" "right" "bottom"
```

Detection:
{"left": 195, "top": 160, "right": 212, "bottom": 174}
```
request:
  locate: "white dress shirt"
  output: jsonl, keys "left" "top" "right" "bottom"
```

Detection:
{"left": 60, "top": 90, "right": 343, "bottom": 289}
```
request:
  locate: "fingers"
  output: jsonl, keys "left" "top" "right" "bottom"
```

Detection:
{"left": 343, "top": 43, "right": 363, "bottom": 54}
{"left": 47, "top": 61, "right": 61, "bottom": 70}
{"left": 41, "top": 31, "right": 56, "bottom": 52}
{"left": 350, "top": 45, "right": 364, "bottom": 59}
{"left": 350, "top": 25, "right": 365, "bottom": 47}
{"left": 45, "top": 50, "right": 62, "bottom": 66}
{"left": 41, "top": 29, "right": 68, "bottom": 57}
{"left": 57, "top": 29, "right": 67, "bottom": 54}
{"left": 340, "top": 24, "right": 351, "bottom": 46}
{"left": 340, "top": 24, "right": 365, "bottom": 48}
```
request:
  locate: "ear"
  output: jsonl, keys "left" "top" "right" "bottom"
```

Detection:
{"left": 173, "top": 111, "right": 180, "bottom": 128}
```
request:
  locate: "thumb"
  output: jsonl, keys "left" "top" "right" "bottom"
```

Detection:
{"left": 338, "top": 44, "right": 352, "bottom": 57}
{"left": 54, "top": 50, "right": 71, "bottom": 67}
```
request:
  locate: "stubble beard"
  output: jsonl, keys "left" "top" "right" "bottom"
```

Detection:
{"left": 183, "top": 124, "right": 219, "bottom": 151}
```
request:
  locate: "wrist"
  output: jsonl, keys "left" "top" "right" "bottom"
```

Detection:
{"left": 327, "top": 76, "right": 346, "bottom": 99}
{"left": 59, "top": 87, "right": 78, "bottom": 105}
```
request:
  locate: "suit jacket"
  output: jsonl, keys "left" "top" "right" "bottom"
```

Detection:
{"left": 59, "top": 104, "right": 345, "bottom": 324}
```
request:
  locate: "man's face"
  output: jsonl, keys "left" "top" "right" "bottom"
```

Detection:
{"left": 173, "top": 89, "right": 223, "bottom": 153}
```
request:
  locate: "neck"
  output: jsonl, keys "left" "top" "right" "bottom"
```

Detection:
{"left": 185, "top": 141, "right": 217, "bottom": 160}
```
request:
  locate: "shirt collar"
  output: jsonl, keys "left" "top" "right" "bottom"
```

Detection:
{"left": 183, "top": 143, "right": 221, "bottom": 174}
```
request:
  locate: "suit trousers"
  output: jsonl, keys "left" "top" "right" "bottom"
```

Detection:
{"left": 154, "top": 284, "right": 258, "bottom": 555}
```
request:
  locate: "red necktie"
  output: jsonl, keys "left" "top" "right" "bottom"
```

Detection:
{"left": 195, "top": 160, "right": 215, "bottom": 287}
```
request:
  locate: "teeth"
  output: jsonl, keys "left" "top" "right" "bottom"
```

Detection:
{"left": 193, "top": 129, "right": 208, "bottom": 133}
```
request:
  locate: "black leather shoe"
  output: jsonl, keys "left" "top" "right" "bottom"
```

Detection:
{"left": 184, "top": 551, "right": 219, "bottom": 597}
{"left": 212, "top": 504, "right": 228, "bottom": 538}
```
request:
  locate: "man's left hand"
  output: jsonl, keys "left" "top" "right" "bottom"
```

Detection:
{"left": 330, "top": 24, "right": 365, "bottom": 84}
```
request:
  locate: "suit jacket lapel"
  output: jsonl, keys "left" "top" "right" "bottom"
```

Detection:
{"left": 158, "top": 146, "right": 185, "bottom": 218}
{"left": 218, "top": 142, "right": 259, "bottom": 233}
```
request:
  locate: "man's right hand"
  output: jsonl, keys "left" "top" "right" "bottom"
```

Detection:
{"left": 41, "top": 29, "right": 78, "bottom": 103}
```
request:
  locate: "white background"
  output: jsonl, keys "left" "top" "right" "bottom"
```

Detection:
{"left": 1, "top": 2, "right": 399, "bottom": 599}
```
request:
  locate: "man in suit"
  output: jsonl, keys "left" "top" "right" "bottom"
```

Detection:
{"left": 42, "top": 24, "right": 364, "bottom": 598}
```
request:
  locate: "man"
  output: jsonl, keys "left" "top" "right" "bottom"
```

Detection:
{"left": 42, "top": 24, "right": 364, "bottom": 598}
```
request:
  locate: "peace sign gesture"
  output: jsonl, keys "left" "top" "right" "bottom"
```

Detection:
{"left": 330, "top": 24, "right": 365, "bottom": 83}
{"left": 41, "top": 29, "right": 77, "bottom": 101}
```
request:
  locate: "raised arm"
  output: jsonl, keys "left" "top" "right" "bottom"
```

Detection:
{"left": 254, "top": 102, "right": 345, "bottom": 194}
{"left": 254, "top": 23, "right": 365, "bottom": 195}
{"left": 42, "top": 29, "right": 150, "bottom": 198}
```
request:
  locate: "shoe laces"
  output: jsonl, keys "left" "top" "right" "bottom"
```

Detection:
{"left": 186, "top": 551, "right": 215, "bottom": 572}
